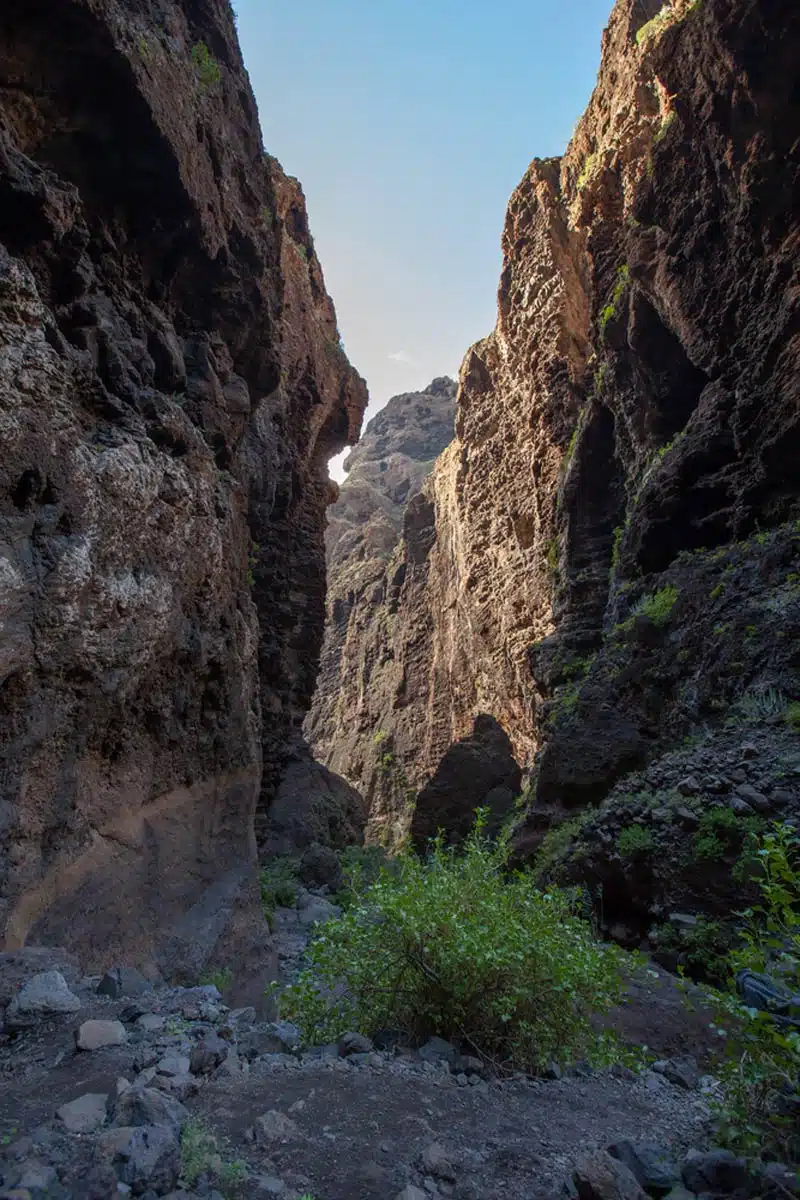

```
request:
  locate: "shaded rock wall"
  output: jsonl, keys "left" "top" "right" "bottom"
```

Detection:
{"left": 0, "top": 0, "right": 366, "bottom": 976}
{"left": 323, "top": 0, "right": 800, "bottom": 863}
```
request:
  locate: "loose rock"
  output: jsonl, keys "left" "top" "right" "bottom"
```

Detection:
{"left": 56, "top": 1093, "right": 108, "bottom": 1135}
{"left": 4, "top": 972, "right": 81, "bottom": 1029}
{"left": 76, "top": 1019, "right": 128, "bottom": 1051}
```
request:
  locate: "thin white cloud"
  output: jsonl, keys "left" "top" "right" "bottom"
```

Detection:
{"left": 388, "top": 350, "right": 416, "bottom": 365}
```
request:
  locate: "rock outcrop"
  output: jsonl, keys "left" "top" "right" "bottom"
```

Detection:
{"left": 0, "top": 0, "right": 366, "bottom": 976}
{"left": 313, "top": 0, "right": 800, "bottom": 899}
{"left": 305, "top": 378, "right": 456, "bottom": 844}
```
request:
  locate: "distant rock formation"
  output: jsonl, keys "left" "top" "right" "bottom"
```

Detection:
{"left": 0, "top": 0, "right": 366, "bottom": 980}
{"left": 305, "top": 378, "right": 456, "bottom": 844}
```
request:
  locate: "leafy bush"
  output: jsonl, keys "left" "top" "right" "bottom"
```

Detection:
{"left": 700, "top": 822, "right": 800, "bottom": 1162}
{"left": 654, "top": 918, "right": 738, "bottom": 986}
{"left": 259, "top": 857, "right": 300, "bottom": 923}
{"left": 334, "top": 843, "right": 395, "bottom": 909}
{"left": 692, "top": 806, "right": 764, "bottom": 865}
{"left": 191, "top": 42, "right": 222, "bottom": 87}
{"left": 785, "top": 701, "right": 800, "bottom": 731}
{"left": 533, "top": 813, "right": 591, "bottom": 881}
{"left": 199, "top": 967, "right": 233, "bottom": 994}
{"left": 280, "top": 812, "right": 630, "bottom": 1072}
{"left": 631, "top": 584, "right": 679, "bottom": 627}
{"left": 617, "top": 824, "right": 655, "bottom": 859}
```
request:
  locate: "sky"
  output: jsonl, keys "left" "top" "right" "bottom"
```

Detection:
{"left": 234, "top": 0, "right": 612, "bottom": 478}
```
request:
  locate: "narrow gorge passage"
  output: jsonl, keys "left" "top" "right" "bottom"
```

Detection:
{"left": 1, "top": 0, "right": 799, "bottom": 1198}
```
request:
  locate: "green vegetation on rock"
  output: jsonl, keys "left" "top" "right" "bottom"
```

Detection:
{"left": 191, "top": 42, "right": 222, "bottom": 86}
{"left": 259, "top": 856, "right": 300, "bottom": 925}
{"left": 617, "top": 824, "right": 655, "bottom": 859}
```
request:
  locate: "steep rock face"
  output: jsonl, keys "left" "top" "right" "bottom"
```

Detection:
{"left": 305, "top": 378, "right": 456, "bottom": 844}
{"left": 332, "top": 0, "right": 800, "bottom": 885}
{"left": 0, "top": 0, "right": 366, "bottom": 976}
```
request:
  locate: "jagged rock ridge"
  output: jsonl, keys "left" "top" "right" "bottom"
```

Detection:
{"left": 305, "top": 377, "right": 456, "bottom": 843}
{"left": 0, "top": 0, "right": 367, "bottom": 979}
{"left": 315, "top": 0, "right": 800, "bottom": 914}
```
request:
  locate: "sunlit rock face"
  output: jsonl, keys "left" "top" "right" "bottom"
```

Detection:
{"left": 315, "top": 0, "right": 800, "bottom": 903}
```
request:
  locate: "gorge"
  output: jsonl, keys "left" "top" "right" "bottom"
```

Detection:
{"left": 0, "top": 0, "right": 799, "bottom": 1195}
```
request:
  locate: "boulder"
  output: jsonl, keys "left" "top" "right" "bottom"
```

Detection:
{"left": 56, "top": 1093, "right": 109, "bottom": 1135}
{"left": 681, "top": 1149, "right": 748, "bottom": 1194}
{"left": 572, "top": 1150, "right": 648, "bottom": 1199}
{"left": 114, "top": 1125, "right": 181, "bottom": 1195}
{"left": 607, "top": 1142, "right": 680, "bottom": 1196}
{"left": 4, "top": 971, "right": 81, "bottom": 1029}
{"left": 76, "top": 1019, "right": 128, "bottom": 1051}
{"left": 96, "top": 967, "right": 153, "bottom": 1000}
{"left": 110, "top": 1086, "right": 188, "bottom": 1136}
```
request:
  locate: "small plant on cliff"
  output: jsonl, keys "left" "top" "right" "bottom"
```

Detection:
{"left": 191, "top": 42, "right": 222, "bottom": 87}
{"left": 735, "top": 686, "right": 788, "bottom": 724}
{"left": 599, "top": 264, "right": 630, "bottom": 335}
{"left": 577, "top": 152, "right": 598, "bottom": 191}
{"left": 617, "top": 824, "right": 655, "bottom": 859}
{"left": 279, "top": 810, "right": 630, "bottom": 1072}
{"left": 533, "top": 812, "right": 591, "bottom": 882}
{"left": 636, "top": 4, "right": 672, "bottom": 46}
{"left": 692, "top": 806, "right": 765, "bottom": 873}
{"left": 247, "top": 540, "right": 259, "bottom": 587}
{"left": 631, "top": 584, "right": 679, "bottom": 627}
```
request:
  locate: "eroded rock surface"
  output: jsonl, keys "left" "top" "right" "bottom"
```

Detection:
{"left": 0, "top": 0, "right": 366, "bottom": 975}
{"left": 306, "top": 377, "right": 456, "bottom": 845}
{"left": 313, "top": 0, "right": 800, "bottom": 895}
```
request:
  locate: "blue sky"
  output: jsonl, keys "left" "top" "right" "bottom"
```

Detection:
{"left": 233, "top": 0, "right": 612, "bottom": 477}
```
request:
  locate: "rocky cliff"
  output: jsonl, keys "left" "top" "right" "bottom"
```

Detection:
{"left": 0, "top": 0, "right": 367, "bottom": 979}
{"left": 321, "top": 0, "right": 800, "bottom": 920}
{"left": 305, "top": 378, "right": 457, "bottom": 843}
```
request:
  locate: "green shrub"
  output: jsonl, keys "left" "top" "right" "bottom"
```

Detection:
{"left": 533, "top": 813, "right": 591, "bottom": 881}
{"left": 199, "top": 967, "right": 233, "bottom": 994}
{"left": 654, "top": 918, "right": 738, "bottom": 986}
{"left": 784, "top": 701, "right": 800, "bottom": 731}
{"left": 259, "top": 857, "right": 300, "bottom": 923}
{"left": 735, "top": 686, "right": 787, "bottom": 722}
{"left": 191, "top": 42, "right": 222, "bottom": 86}
{"left": 636, "top": 4, "right": 671, "bottom": 46}
{"left": 617, "top": 824, "right": 654, "bottom": 859}
{"left": 334, "top": 843, "right": 394, "bottom": 909}
{"left": 692, "top": 806, "right": 764, "bottom": 865}
{"left": 577, "top": 152, "right": 597, "bottom": 191}
{"left": 181, "top": 1119, "right": 248, "bottom": 1195}
{"left": 700, "top": 822, "right": 800, "bottom": 1162}
{"left": 599, "top": 264, "right": 630, "bottom": 335}
{"left": 280, "top": 812, "right": 631, "bottom": 1072}
{"left": 631, "top": 584, "right": 679, "bottom": 627}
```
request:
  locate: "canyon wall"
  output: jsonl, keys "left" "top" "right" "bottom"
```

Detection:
{"left": 306, "top": 378, "right": 456, "bottom": 843}
{"left": 0, "top": 0, "right": 366, "bottom": 978}
{"left": 317, "top": 0, "right": 800, "bottom": 907}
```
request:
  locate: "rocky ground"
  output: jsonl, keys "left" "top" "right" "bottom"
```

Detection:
{"left": 1, "top": 902, "right": 797, "bottom": 1200}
